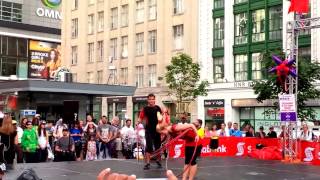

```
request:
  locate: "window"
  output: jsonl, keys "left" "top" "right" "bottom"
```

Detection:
{"left": 136, "top": 66, "right": 144, "bottom": 87}
{"left": 173, "top": 24, "right": 184, "bottom": 50}
{"left": 252, "top": 53, "right": 262, "bottom": 80}
{"left": 136, "top": 0, "right": 144, "bottom": 23}
{"left": 214, "top": 0, "right": 224, "bottom": 9}
{"left": 89, "top": 0, "right": 95, "bottom": 5}
{"left": 213, "top": 17, "right": 224, "bottom": 48}
{"left": 1, "top": 57, "right": 17, "bottom": 76}
{"left": 121, "top": 5, "right": 129, "bottom": 27}
{"left": 88, "top": 43, "right": 94, "bottom": 62}
{"left": 299, "top": 47, "right": 311, "bottom": 61}
{"left": 235, "top": 54, "right": 248, "bottom": 81}
{"left": 87, "top": 72, "right": 94, "bottom": 83}
{"left": 235, "top": 0, "right": 247, "bottom": 4}
{"left": 111, "top": 7, "right": 118, "bottom": 29}
{"left": 121, "top": 36, "right": 128, "bottom": 58}
{"left": 148, "top": 30, "right": 157, "bottom": 53}
{"left": 173, "top": 0, "right": 184, "bottom": 15}
{"left": 213, "top": 57, "right": 224, "bottom": 83}
{"left": 252, "top": 9, "right": 265, "bottom": 42}
{"left": 98, "top": 11, "right": 104, "bottom": 32}
{"left": 108, "top": 69, "right": 117, "bottom": 84}
{"left": 120, "top": 68, "right": 128, "bottom": 85}
{"left": 235, "top": 13, "right": 248, "bottom": 45}
{"left": 97, "top": 41, "right": 104, "bottom": 61}
{"left": 269, "top": 6, "right": 282, "bottom": 40}
{"left": 71, "top": 18, "right": 78, "bottom": 38}
{"left": 72, "top": 0, "right": 78, "bottom": 10}
{"left": 88, "top": 14, "right": 94, "bottom": 35}
{"left": 0, "top": 1, "right": 22, "bottom": 22}
{"left": 71, "top": 46, "right": 78, "bottom": 65}
{"left": 110, "top": 38, "right": 117, "bottom": 60}
{"left": 148, "top": 0, "right": 157, "bottom": 20}
{"left": 97, "top": 70, "right": 103, "bottom": 84}
{"left": 136, "top": 33, "right": 144, "bottom": 56}
{"left": 148, "top": 64, "right": 157, "bottom": 87}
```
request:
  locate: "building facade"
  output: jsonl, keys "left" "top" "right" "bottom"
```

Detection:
{"left": 61, "top": 0, "right": 199, "bottom": 123}
{"left": 198, "top": 0, "right": 317, "bottom": 131}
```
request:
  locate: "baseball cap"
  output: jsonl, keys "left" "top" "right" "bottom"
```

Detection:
{"left": 12, "top": 120, "right": 17, "bottom": 124}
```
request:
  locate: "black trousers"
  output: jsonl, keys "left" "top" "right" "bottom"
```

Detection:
{"left": 38, "top": 148, "right": 48, "bottom": 162}
{"left": 24, "top": 152, "right": 38, "bottom": 163}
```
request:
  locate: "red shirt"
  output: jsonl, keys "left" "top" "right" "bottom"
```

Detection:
{"left": 171, "top": 124, "right": 197, "bottom": 146}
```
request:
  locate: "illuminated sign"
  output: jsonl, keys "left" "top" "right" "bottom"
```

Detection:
{"left": 36, "top": 0, "right": 62, "bottom": 20}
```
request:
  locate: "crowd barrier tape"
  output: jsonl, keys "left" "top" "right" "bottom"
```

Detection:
{"left": 168, "top": 137, "right": 320, "bottom": 164}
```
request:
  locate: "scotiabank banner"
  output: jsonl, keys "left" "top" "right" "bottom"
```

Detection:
{"left": 169, "top": 137, "right": 320, "bottom": 165}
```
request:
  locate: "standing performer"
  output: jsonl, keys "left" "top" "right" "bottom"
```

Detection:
{"left": 156, "top": 119, "right": 200, "bottom": 180}
{"left": 138, "top": 93, "right": 162, "bottom": 170}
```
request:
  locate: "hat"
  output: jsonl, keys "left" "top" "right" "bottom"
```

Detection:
{"left": 41, "top": 121, "right": 46, "bottom": 124}
{"left": 35, "top": 114, "right": 41, "bottom": 118}
{"left": 12, "top": 120, "right": 17, "bottom": 124}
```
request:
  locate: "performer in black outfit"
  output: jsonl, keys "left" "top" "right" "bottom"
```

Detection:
{"left": 138, "top": 93, "right": 162, "bottom": 170}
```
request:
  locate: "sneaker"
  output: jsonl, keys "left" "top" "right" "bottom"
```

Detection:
{"left": 156, "top": 161, "right": 162, "bottom": 168}
{"left": 143, "top": 163, "right": 150, "bottom": 170}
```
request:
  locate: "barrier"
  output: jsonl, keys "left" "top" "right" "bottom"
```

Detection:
{"left": 168, "top": 137, "right": 320, "bottom": 165}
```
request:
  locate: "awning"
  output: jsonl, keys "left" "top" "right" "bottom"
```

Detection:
{"left": 0, "top": 80, "right": 136, "bottom": 96}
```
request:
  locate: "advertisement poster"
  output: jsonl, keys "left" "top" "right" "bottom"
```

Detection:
{"left": 279, "top": 94, "right": 297, "bottom": 121}
{"left": 29, "top": 40, "right": 61, "bottom": 79}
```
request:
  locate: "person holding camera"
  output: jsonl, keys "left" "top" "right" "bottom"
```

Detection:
{"left": 54, "top": 128, "right": 75, "bottom": 161}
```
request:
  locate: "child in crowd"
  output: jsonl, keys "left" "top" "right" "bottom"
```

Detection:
{"left": 133, "top": 144, "right": 144, "bottom": 160}
{"left": 86, "top": 135, "right": 97, "bottom": 161}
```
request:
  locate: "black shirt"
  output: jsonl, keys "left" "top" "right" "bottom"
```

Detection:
{"left": 143, "top": 105, "right": 161, "bottom": 133}
{"left": 267, "top": 131, "right": 277, "bottom": 138}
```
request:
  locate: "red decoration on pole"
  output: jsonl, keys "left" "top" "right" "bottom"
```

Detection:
{"left": 288, "top": 0, "right": 309, "bottom": 14}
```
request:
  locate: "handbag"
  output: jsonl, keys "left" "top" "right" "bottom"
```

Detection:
{"left": 47, "top": 145, "right": 54, "bottom": 160}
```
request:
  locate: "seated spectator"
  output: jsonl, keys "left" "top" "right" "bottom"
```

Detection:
{"left": 230, "top": 123, "right": 242, "bottom": 137}
{"left": 121, "top": 119, "right": 135, "bottom": 159}
{"left": 299, "top": 123, "right": 313, "bottom": 142}
{"left": 245, "top": 127, "right": 255, "bottom": 137}
{"left": 217, "top": 123, "right": 227, "bottom": 137}
{"left": 54, "top": 128, "right": 75, "bottom": 162}
{"left": 267, "top": 126, "right": 277, "bottom": 138}
{"left": 255, "top": 126, "right": 266, "bottom": 138}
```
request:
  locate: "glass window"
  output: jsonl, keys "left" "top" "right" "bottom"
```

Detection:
{"left": 214, "top": 0, "right": 224, "bottom": 9}
{"left": 17, "top": 38, "right": 27, "bottom": 57}
{"left": 173, "top": 24, "right": 184, "bottom": 50}
{"left": 148, "top": 64, "right": 156, "bottom": 87}
{"left": 71, "top": 46, "right": 78, "bottom": 65}
{"left": 252, "top": 53, "right": 262, "bottom": 80}
{"left": 115, "top": 102, "right": 126, "bottom": 121}
{"left": 235, "top": 13, "right": 248, "bottom": 45}
{"left": 135, "top": 66, "right": 144, "bottom": 87}
{"left": 173, "top": 0, "right": 184, "bottom": 15}
{"left": 71, "top": 18, "right": 78, "bottom": 38}
{"left": 88, "top": 14, "right": 94, "bottom": 35}
{"left": 107, "top": 103, "right": 113, "bottom": 120}
{"left": 235, "top": 0, "right": 247, "bottom": 4}
{"left": 97, "top": 41, "right": 104, "bottom": 62}
{"left": 1, "top": 36, "right": 7, "bottom": 55}
{"left": 111, "top": 7, "right": 118, "bottom": 29}
{"left": 213, "top": 17, "right": 224, "bottom": 48}
{"left": 148, "top": 30, "right": 157, "bottom": 53}
{"left": 136, "top": 33, "right": 144, "bottom": 56}
{"left": 7, "top": 36, "right": 17, "bottom": 56}
{"left": 18, "top": 59, "right": 28, "bottom": 78}
{"left": 120, "top": 68, "right": 128, "bottom": 85}
{"left": 148, "top": 0, "right": 157, "bottom": 20}
{"left": 213, "top": 57, "right": 224, "bottom": 83}
{"left": 87, "top": 71, "right": 94, "bottom": 83}
{"left": 88, "top": 43, "right": 94, "bottom": 62}
{"left": 121, "top": 36, "right": 128, "bottom": 58}
{"left": 121, "top": 5, "right": 129, "bottom": 27}
{"left": 72, "top": 0, "right": 78, "bottom": 10}
{"left": 269, "top": 6, "right": 282, "bottom": 40}
{"left": 252, "top": 9, "right": 265, "bottom": 42}
{"left": 108, "top": 69, "right": 117, "bottom": 85}
{"left": 299, "top": 47, "right": 311, "bottom": 61}
{"left": 1, "top": 57, "right": 17, "bottom": 76}
{"left": 0, "top": 1, "right": 22, "bottom": 22}
{"left": 240, "top": 107, "right": 254, "bottom": 119}
{"left": 136, "top": 0, "right": 144, "bottom": 23}
{"left": 97, "top": 70, "right": 103, "bottom": 84}
{"left": 97, "top": 11, "right": 104, "bottom": 32}
{"left": 110, "top": 38, "right": 117, "bottom": 60}
{"left": 235, "top": 54, "right": 248, "bottom": 81}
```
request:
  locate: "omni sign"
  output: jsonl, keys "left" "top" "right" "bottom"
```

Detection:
{"left": 36, "top": 0, "right": 62, "bottom": 20}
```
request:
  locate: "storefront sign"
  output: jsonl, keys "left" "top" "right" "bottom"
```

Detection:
{"left": 204, "top": 99, "right": 224, "bottom": 107}
{"left": 279, "top": 94, "right": 296, "bottom": 121}
{"left": 28, "top": 40, "right": 61, "bottom": 79}
{"left": 36, "top": 0, "right": 62, "bottom": 20}
{"left": 132, "top": 96, "right": 148, "bottom": 102}
{"left": 234, "top": 81, "right": 254, "bottom": 88}
{"left": 107, "top": 97, "right": 127, "bottom": 103}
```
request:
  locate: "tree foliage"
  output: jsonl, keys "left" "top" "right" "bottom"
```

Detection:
{"left": 253, "top": 50, "right": 320, "bottom": 120}
{"left": 165, "top": 53, "right": 209, "bottom": 111}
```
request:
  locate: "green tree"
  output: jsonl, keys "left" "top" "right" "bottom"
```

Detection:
{"left": 253, "top": 50, "right": 320, "bottom": 120}
{"left": 165, "top": 53, "right": 209, "bottom": 114}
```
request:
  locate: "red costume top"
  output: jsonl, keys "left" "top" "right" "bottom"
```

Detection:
{"left": 171, "top": 124, "right": 197, "bottom": 146}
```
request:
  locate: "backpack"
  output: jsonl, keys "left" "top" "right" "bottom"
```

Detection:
{"left": 16, "top": 169, "right": 42, "bottom": 180}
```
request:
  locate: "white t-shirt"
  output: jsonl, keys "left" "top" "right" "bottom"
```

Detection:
{"left": 17, "top": 126, "right": 23, "bottom": 144}
{"left": 38, "top": 131, "right": 47, "bottom": 149}
{"left": 300, "top": 131, "right": 313, "bottom": 141}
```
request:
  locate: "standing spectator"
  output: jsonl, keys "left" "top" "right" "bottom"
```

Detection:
{"left": 46, "top": 121, "right": 54, "bottom": 149}
{"left": 210, "top": 124, "right": 219, "bottom": 137}
{"left": 138, "top": 93, "right": 162, "bottom": 170}
{"left": 255, "top": 126, "right": 266, "bottom": 138}
{"left": 279, "top": 125, "right": 289, "bottom": 138}
{"left": 83, "top": 122, "right": 97, "bottom": 158}
{"left": 218, "top": 123, "right": 227, "bottom": 137}
{"left": 86, "top": 135, "right": 97, "bottom": 160}
{"left": 267, "top": 126, "right": 277, "bottom": 138}
{"left": 245, "top": 127, "right": 255, "bottom": 137}
{"left": 55, "top": 128, "right": 75, "bottom": 161}
{"left": 20, "top": 117, "right": 28, "bottom": 130}
{"left": 97, "top": 117, "right": 112, "bottom": 159}
{"left": 299, "top": 123, "right": 313, "bottom": 142}
{"left": 21, "top": 121, "right": 38, "bottom": 163}
{"left": 121, "top": 119, "right": 135, "bottom": 159}
{"left": 0, "top": 115, "right": 17, "bottom": 170}
{"left": 70, "top": 121, "right": 83, "bottom": 161}
{"left": 13, "top": 120, "right": 24, "bottom": 163}
{"left": 38, "top": 121, "right": 48, "bottom": 162}
{"left": 226, "top": 121, "right": 233, "bottom": 136}
{"left": 204, "top": 126, "right": 212, "bottom": 138}
{"left": 178, "top": 113, "right": 188, "bottom": 125}
{"left": 230, "top": 123, "right": 242, "bottom": 137}
{"left": 110, "top": 117, "right": 121, "bottom": 158}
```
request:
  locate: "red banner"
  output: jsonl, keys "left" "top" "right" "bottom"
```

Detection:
{"left": 168, "top": 137, "right": 320, "bottom": 165}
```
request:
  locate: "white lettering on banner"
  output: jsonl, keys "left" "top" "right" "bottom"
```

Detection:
{"left": 174, "top": 144, "right": 183, "bottom": 158}
{"left": 30, "top": 64, "right": 45, "bottom": 71}
{"left": 304, "top": 147, "right": 315, "bottom": 162}
{"left": 36, "top": 8, "right": 62, "bottom": 20}
{"left": 201, "top": 145, "right": 227, "bottom": 154}
{"left": 236, "top": 142, "right": 245, "bottom": 156}
{"left": 247, "top": 145, "right": 252, "bottom": 154}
